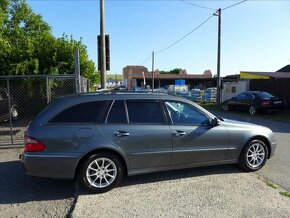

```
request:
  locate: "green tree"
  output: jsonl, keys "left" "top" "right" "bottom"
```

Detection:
{"left": 0, "top": 0, "right": 99, "bottom": 87}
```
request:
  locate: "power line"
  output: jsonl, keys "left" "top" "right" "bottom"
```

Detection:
{"left": 222, "top": 0, "right": 247, "bottom": 11}
{"left": 141, "top": 54, "right": 152, "bottom": 65}
{"left": 179, "top": 0, "right": 216, "bottom": 11}
{"left": 155, "top": 14, "right": 214, "bottom": 55}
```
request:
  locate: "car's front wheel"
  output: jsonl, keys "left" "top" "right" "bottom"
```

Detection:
{"left": 80, "top": 153, "right": 123, "bottom": 193}
{"left": 239, "top": 139, "right": 268, "bottom": 172}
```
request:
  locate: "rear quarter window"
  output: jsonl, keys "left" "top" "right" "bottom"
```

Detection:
{"left": 48, "top": 100, "right": 107, "bottom": 123}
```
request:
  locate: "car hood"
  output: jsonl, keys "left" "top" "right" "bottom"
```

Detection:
{"left": 220, "top": 118, "right": 265, "bottom": 130}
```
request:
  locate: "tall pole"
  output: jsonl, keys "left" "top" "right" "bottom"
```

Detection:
{"left": 74, "top": 48, "right": 80, "bottom": 93}
{"left": 100, "top": 0, "right": 106, "bottom": 89}
{"left": 152, "top": 51, "right": 155, "bottom": 93}
{"left": 216, "top": 8, "right": 221, "bottom": 104}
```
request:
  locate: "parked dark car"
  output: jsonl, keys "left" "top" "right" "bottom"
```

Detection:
{"left": 0, "top": 89, "right": 18, "bottom": 122}
{"left": 222, "top": 91, "right": 285, "bottom": 115}
{"left": 20, "top": 93, "right": 277, "bottom": 193}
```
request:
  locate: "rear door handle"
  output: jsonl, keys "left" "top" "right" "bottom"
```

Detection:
{"left": 174, "top": 130, "right": 186, "bottom": 137}
{"left": 114, "top": 131, "right": 130, "bottom": 137}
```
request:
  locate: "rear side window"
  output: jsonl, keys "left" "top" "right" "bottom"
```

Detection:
{"left": 49, "top": 101, "right": 107, "bottom": 123}
{"left": 126, "top": 100, "right": 163, "bottom": 124}
{"left": 255, "top": 92, "right": 274, "bottom": 99}
{"left": 107, "top": 100, "right": 127, "bottom": 124}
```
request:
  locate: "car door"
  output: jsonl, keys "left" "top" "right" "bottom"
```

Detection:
{"left": 164, "top": 100, "right": 228, "bottom": 165}
{"left": 100, "top": 99, "right": 172, "bottom": 170}
{"left": 230, "top": 93, "right": 247, "bottom": 110}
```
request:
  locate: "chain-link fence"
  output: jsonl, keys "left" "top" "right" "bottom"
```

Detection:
{"left": 0, "top": 75, "right": 89, "bottom": 146}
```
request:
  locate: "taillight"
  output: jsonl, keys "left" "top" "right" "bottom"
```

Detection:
{"left": 25, "top": 136, "right": 45, "bottom": 152}
{"left": 262, "top": 100, "right": 271, "bottom": 105}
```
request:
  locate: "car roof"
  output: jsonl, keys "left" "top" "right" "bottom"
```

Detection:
{"left": 55, "top": 92, "right": 185, "bottom": 102}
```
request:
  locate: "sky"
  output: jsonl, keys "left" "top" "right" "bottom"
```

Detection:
{"left": 27, "top": 0, "right": 290, "bottom": 76}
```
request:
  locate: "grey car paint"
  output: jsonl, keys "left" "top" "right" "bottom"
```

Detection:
{"left": 21, "top": 93, "right": 276, "bottom": 179}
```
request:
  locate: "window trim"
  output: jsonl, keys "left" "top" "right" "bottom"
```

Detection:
{"left": 104, "top": 100, "right": 129, "bottom": 124}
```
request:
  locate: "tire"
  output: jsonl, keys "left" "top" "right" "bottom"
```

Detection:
{"left": 11, "top": 107, "right": 18, "bottom": 121}
{"left": 222, "top": 103, "right": 229, "bottom": 111}
{"left": 248, "top": 105, "right": 256, "bottom": 115}
{"left": 80, "top": 153, "right": 124, "bottom": 193}
{"left": 239, "top": 140, "right": 268, "bottom": 172}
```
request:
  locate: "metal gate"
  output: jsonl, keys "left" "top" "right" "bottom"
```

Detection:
{"left": 0, "top": 74, "right": 88, "bottom": 146}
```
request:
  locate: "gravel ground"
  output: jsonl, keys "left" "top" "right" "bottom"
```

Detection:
{"left": 0, "top": 148, "right": 76, "bottom": 218}
{"left": 211, "top": 111, "right": 290, "bottom": 191}
{"left": 1, "top": 146, "right": 290, "bottom": 218}
{"left": 73, "top": 167, "right": 290, "bottom": 218}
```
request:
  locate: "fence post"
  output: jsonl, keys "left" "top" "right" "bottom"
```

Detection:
{"left": 7, "top": 77, "right": 14, "bottom": 145}
{"left": 46, "top": 75, "right": 50, "bottom": 104}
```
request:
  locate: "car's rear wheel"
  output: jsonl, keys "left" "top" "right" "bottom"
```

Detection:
{"left": 80, "top": 153, "right": 123, "bottom": 193}
{"left": 239, "top": 139, "right": 268, "bottom": 172}
{"left": 222, "top": 103, "right": 229, "bottom": 111}
{"left": 248, "top": 105, "right": 256, "bottom": 115}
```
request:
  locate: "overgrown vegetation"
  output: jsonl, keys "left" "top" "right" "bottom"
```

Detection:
{"left": 280, "top": 192, "right": 290, "bottom": 198}
{"left": 107, "top": 74, "right": 123, "bottom": 81}
{"left": 159, "top": 68, "right": 185, "bottom": 74}
{"left": 0, "top": 0, "right": 99, "bottom": 87}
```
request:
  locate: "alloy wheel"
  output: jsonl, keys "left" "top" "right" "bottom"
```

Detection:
{"left": 246, "top": 142, "right": 265, "bottom": 168}
{"left": 86, "top": 158, "right": 117, "bottom": 188}
{"left": 249, "top": 105, "right": 256, "bottom": 115}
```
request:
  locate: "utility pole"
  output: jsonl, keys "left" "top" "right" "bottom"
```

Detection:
{"left": 100, "top": 0, "right": 106, "bottom": 89}
{"left": 74, "top": 48, "right": 80, "bottom": 93}
{"left": 152, "top": 51, "right": 155, "bottom": 93}
{"left": 215, "top": 8, "right": 222, "bottom": 104}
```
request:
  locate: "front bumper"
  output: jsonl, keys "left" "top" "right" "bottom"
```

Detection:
{"left": 20, "top": 152, "right": 81, "bottom": 179}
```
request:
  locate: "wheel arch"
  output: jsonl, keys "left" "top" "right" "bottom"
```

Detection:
{"left": 243, "top": 136, "right": 271, "bottom": 159}
{"left": 74, "top": 148, "right": 129, "bottom": 180}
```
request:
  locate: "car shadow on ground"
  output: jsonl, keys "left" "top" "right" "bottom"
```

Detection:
{"left": 76, "top": 164, "right": 244, "bottom": 194}
{"left": 0, "top": 160, "right": 75, "bottom": 204}
{"left": 1, "top": 160, "right": 244, "bottom": 202}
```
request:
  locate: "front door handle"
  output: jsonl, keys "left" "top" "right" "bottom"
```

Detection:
{"left": 114, "top": 131, "right": 130, "bottom": 137}
{"left": 174, "top": 130, "right": 186, "bottom": 137}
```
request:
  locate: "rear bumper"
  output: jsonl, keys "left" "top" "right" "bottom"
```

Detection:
{"left": 257, "top": 104, "right": 285, "bottom": 112}
{"left": 20, "top": 152, "right": 81, "bottom": 179}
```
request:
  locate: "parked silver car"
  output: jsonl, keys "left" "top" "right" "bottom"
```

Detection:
{"left": 20, "top": 93, "right": 277, "bottom": 193}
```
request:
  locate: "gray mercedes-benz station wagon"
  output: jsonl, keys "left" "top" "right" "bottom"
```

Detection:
{"left": 20, "top": 93, "right": 277, "bottom": 193}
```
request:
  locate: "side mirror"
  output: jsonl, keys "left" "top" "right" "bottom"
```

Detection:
{"left": 211, "top": 117, "right": 219, "bottom": 127}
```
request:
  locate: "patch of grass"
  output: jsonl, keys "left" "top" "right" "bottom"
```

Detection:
{"left": 265, "top": 180, "right": 278, "bottom": 189}
{"left": 280, "top": 191, "right": 290, "bottom": 198}
{"left": 256, "top": 176, "right": 278, "bottom": 189}
{"left": 196, "top": 102, "right": 222, "bottom": 111}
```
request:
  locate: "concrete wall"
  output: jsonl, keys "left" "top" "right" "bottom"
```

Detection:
{"left": 222, "top": 80, "right": 249, "bottom": 101}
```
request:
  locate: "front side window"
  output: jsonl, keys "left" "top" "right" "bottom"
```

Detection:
{"left": 165, "top": 100, "right": 209, "bottom": 125}
{"left": 126, "top": 100, "right": 163, "bottom": 124}
{"left": 49, "top": 100, "right": 107, "bottom": 123}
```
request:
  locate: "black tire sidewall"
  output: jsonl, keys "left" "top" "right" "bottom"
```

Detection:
{"left": 239, "top": 140, "right": 268, "bottom": 172}
{"left": 80, "top": 153, "right": 123, "bottom": 193}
